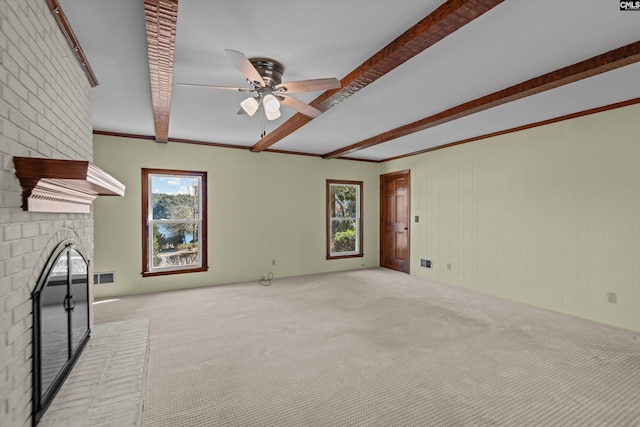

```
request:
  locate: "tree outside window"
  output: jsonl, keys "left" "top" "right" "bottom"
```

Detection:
{"left": 327, "top": 180, "right": 363, "bottom": 259}
{"left": 142, "top": 169, "right": 208, "bottom": 276}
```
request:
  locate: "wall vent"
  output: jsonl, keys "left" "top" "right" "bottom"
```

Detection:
{"left": 420, "top": 259, "right": 432, "bottom": 269}
{"left": 93, "top": 272, "right": 115, "bottom": 285}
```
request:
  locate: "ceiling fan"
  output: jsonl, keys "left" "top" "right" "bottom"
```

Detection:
{"left": 177, "top": 49, "right": 341, "bottom": 120}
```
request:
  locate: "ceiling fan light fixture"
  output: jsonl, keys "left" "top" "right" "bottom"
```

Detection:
{"left": 181, "top": 50, "right": 339, "bottom": 121}
{"left": 240, "top": 96, "right": 259, "bottom": 116}
{"left": 264, "top": 108, "right": 281, "bottom": 121}
{"left": 263, "top": 94, "right": 280, "bottom": 113}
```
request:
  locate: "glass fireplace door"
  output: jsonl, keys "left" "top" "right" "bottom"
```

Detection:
{"left": 69, "top": 248, "right": 89, "bottom": 353}
{"left": 32, "top": 243, "right": 91, "bottom": 425}
{"left": 39, "top": 251, "right": 70, "bottom": 400}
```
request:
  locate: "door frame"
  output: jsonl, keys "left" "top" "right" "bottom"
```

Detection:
{"left": 379, "top": 169, "right": 411, "bottom": 273}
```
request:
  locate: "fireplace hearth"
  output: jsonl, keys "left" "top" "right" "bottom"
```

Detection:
{"left": 31, "top": 240, "right": 90, "bottom": 426}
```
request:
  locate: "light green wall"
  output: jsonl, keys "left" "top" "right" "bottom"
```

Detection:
{"left": 94, "top": 104, "right": 640, "bottom": 332}
{"left": 93, "top": 134, "right": 380, "bottom": 297}
{"left": 382, "top": 104, "right": 640, "bottom": 332}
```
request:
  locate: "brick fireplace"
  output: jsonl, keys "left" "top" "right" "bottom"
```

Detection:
{"left": 0, "top": 1, "right": 97, "bottom": 425}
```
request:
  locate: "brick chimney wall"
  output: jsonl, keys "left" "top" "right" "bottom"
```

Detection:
{"left": 0, "top": 1, "right": 94, "bottom": 426}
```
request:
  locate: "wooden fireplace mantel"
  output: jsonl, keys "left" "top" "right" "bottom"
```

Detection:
{"left": 13, "top": 157, "right": 125, "bottom": 213}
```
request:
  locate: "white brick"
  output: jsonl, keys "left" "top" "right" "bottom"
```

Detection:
{"left": 1, "top": 48, "right": 20, "bottom": 82}
{"left": 6, "top": 72, "right": 27, "bottom": 103}
{"left": 12, "top": 330, "right": 30, "bottom": 363}
{"left": 3, "top": 255, "right": 22, "bottom": 276}
{"left": 10, "top": 239, "right": 32, "bottom": 257}
{"left": 38, "top": 221, "right": 53, "bottom": 235}
{"left": 0, "top": 62, "right": 7, "bottom": 87}
{"left": 0, "top": 293, "right": 5, "bottom": 313}
{"left": 8, "top": 104, "right": 28, "bottom": 131}
{"left": 18, "top": 69, "right": 37, "bottom": 98}
{"left": 20, "top": 222, "right": 38, "bottom": 238}
{"left": 7, "top": 321, "right": 25, "bottom": 345}
{"left": 18, "top": 101, "right": 36, "bottom": 124}
{"left": 17, "top": 45, "right": 37, "bottom": 75}
{"left": 0, "top": 242, "right": 9, "bottom": 261}
{"left": 20, "top": 250, "right": 39, "bottom": 273}
{"left": 22, "top": 315, "right": 31, "bottom": 330}
{"left": 18, "top": 129, "right": 36, "bottom": 150}
{"left": 3, "top": 223, "right": 21, "bottom": 241}
{"left": 29, "top": 116, "right": 45, "bottom": 139}
{"left": 26, "top": 90, "right": 44, "bottom": 115}
{"left": 36, "top": 137, "right": 53, "bottom": 158}
{"left": 2, "top": 189, "right": 19, "bottom": 209}
{"left": 5, "top": 288, "right": 26, "bottom": 311}
{"left": 0, "top": 277, "right": 10, "bottom": 299}
{"left": 1, "top": 115, "right": 19, "bottom": 142}
{"left": 32, "top": 234, "right": 49, "bottom": 252}
{"left": 0, "top": 96, "right": 9, "bottom": 121}
{"left": 0, "top": 345, "right": 11, "bottom": 378}
{"left": 1, "top": 17, "right": 20, "bottom": 51}
{"left": 11, "top": 301, "right": 30, "bottom": 324}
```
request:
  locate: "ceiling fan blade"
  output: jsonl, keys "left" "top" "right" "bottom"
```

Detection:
{"left": 175, "top": 83, "right": 253, "bottom": 93}
{"left": 279, "top": 95, "right": 322, "bottom": 118}
{"left": 275, "top": 78, "right": 340, "bottom": 93}
{"left": 225, "top": 49, "right": 265, "bottom": 87}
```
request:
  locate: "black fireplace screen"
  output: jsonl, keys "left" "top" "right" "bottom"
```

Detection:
{"left": 32, "top": 242, "right": 90, "bottom": 426}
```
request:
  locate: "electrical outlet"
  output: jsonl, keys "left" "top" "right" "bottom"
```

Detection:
{"left": 447, "top": 263, "right": 451, "bottom": 271}
{"left": 607, "top": 292, "right": 617, "bottom": 304}
{"left": 272, "top": 259, "right": 276, "bottom": 266}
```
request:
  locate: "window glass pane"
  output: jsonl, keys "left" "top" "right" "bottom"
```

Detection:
{"left": 143, "top": 169, "right": 207, "bottom": 276}
{"left": 152, "top": 223, "right": 200, "bottom": 269}
{"left": 151, "top": 176, "right": 201, "bottom": 220}
{"left": 327, "top": 180, "right": 362, "bottom": 259}
{"left": 330, "top": 185, "right": 358, "bottom": 218}
{"left": 330, "top": 219, "right": 357, "bottom": 253}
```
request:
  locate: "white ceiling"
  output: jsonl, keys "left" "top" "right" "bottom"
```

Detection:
{"left": 59, "top": 0, "right": 640, "bottom": 162}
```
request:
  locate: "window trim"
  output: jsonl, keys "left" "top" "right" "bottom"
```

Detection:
{"left": 326, "top": 179, "right": 364, "bottom": 260}
{"left": 141, "top": 168, "right": 208, "bottom": 277}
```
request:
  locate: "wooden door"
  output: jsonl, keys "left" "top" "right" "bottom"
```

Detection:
{"left": 380, "top": 170, "right": 410, "bottom": 273}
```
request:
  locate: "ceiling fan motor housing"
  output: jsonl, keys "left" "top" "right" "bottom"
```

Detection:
{"left": 249, "top": 57, "right": 284, "bottom": 88}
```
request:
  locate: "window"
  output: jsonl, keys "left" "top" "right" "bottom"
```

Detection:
{"left": 326, "top": 180, "right": 363, "bottom": 259}
{"left": 142, "top": 169, "right": 207, "bottom": 276}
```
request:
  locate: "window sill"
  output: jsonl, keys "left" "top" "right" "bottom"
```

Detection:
{"left": 326, "top": 253, "right": 364, "bottom": 260}
{"left": 142, "top": 266, "right": 208, "bottom": 277}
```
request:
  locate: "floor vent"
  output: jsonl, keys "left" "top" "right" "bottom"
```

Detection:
{"left": 94, "top": 272, "right": 115, "bottom": 285}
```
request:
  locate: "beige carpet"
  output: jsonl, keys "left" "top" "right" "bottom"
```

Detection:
{"left": 94, "top": 268, "right": 640, "bottom": 426}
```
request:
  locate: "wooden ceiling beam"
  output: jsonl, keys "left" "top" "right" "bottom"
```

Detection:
{"left": 250, "top": 0, "right": 505, "bottom": 153}
{"left": 144, "top": 0, "right": 178, "bottom": 143}
{"left": 323, "top": 40, "right": 640, "bottom": 159}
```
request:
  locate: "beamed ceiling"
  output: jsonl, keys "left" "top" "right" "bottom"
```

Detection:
{"left": 56, "top": 0, "right": 640, "bottom": 162}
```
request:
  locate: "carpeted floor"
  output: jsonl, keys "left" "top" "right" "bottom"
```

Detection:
{"left": 94, "top": 268, "right": 640, "bottom": 426}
